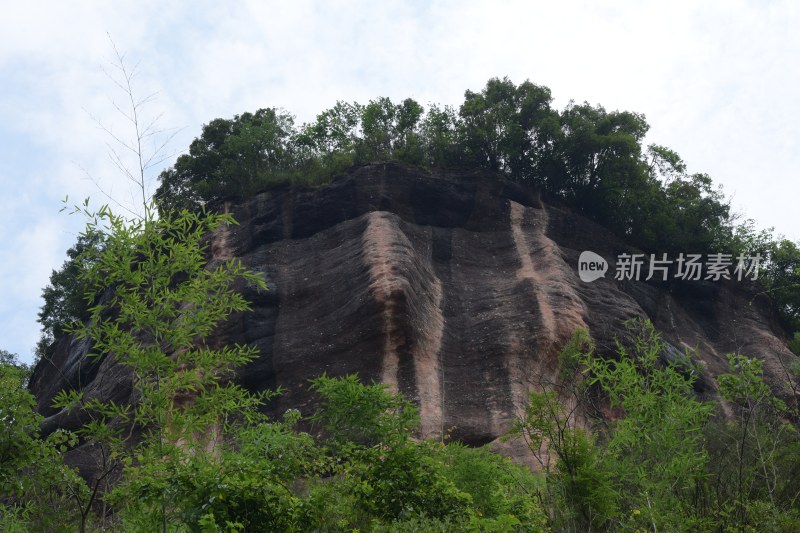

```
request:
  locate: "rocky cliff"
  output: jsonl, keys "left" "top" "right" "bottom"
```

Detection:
{"left": 30, "top": 162, "right": 797, "bottom": 448}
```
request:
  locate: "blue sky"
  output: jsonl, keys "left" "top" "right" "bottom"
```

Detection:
{"left": 2, "top": 0, "right": 799, "bottom": 365}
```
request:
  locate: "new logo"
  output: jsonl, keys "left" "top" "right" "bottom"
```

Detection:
{"left": 578, "top": 251, "right": 608, "bottom": 282}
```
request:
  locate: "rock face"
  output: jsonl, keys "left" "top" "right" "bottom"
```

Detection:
{"left": 30, "top": 162, "right": 797, "bottom": 447}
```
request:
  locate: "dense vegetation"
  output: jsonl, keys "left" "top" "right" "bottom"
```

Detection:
{"left": 12, "top": 78, "right": 800, "bottom": 530}
{"left": 155, "top": 79, "right": 733, "bottom": 256}
{"left": 5, "top": 317, "right": 800, "bottom": 530}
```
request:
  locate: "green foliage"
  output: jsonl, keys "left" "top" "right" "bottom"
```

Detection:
{"left": 511, "top": 321, "right": 734, "bottom": 531}
{"left": 0, "top": 352, "right": 39, "bottom": 484}
{"left": 35, "top": 230, "right": 104, "bottom": 359}
{"left": 440, "top": 443, "right": 546, "bottom": 531}
{"left": 0, "top": 348, "right": 28, "bottom": 375}
{"left": 706, "top": 353, "right": 800, "bottom": 528}
{"left": 789, "top": 331, "right": 800, "bottom": 356}
{"left": 658, "top": 172, "right": 731, "bottom": 251}
{"left": 762, "top": 239, "right": 800, "bottom": 332}
{"left": 552, "top": 430, "right": 617, "bottom": 531}
{"left": 26, "top": 193, "right": 565, "bottom": 530}
{"left": 508, "top": 332, "right": 617, "bottom": 531}
{"left": 551, "top": 102, "right": 648, "bottom": 203}
{"left": 719, "top": 221, "right": 800, "bottom": 334}
{"left": 0, "top": 504, "right": 31, "bottom": 533}
{"left": 458, "top": 77, "right": 556, "bottom": 179}
{"left": 152, "top": 77, "right": 742, "bottom": 264}
{"left": 21, "top": 76, "right": 800, "bottom": 530}
{"left": 113, "top": 430, "right": 308, "bottom": 532}
{"left": 558, "top": 327, "right": 594, "bottom": 380}
{"left": 718, "top": 353, "right": 784, "bottom": 412}
{"left": 419, "top": 104, "right": 462, "bottom": 167}
{"left": 371, "top": 512, "right": 533, "bottom": 533}
{"left": 357, "top": 441, "right": 471, "bottom": 522}
{"left": 308, "top": 375, "right": 471, "bottom": 525}
{"left": 69, "top": 204, "right": 267, "bottom": 413}
{"left": 0, "top": 350, "right": 86, "bottom": 531}
{"left": 294, "top": 100, "right": 361, "bottom": 178}
{"left": 57, "top": 205, "right": 269, "bottom": 446}
{"left": 13, "top": 316, "right": 800, "bottom": 532}
{"left": 310, "top": 373, "right": 419, "bottom": 449}
{"left": 586, "top": 319, "right": 712, "bottom": 531}
{"left": 357, "top": 96, "right": 425, "bottom": 164}
{"left": 300, "top": 374, "right": 542, "bottom": 530}
{"left": 48, "top": 202, "right": 271, "bottom": 532}
{"left": 155, "top": 108, "right": 296, "bottom": 212}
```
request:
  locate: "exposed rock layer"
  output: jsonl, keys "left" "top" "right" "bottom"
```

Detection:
{"left": 30, "top": 162, "right": 797, "bottom": 447}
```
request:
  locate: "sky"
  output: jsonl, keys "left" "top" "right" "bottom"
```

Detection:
{"left": 1, "top": 0, "right": 798, "bottom": 365}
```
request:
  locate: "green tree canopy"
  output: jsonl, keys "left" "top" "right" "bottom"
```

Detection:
{"left": 155, "top": 108, "right": 296, "bottom": 212}
{"left": 36, "top": 230, "right": 105, "bottom": 360}
{"left": 151, "top": 77, "right": 735, "bottom": 257}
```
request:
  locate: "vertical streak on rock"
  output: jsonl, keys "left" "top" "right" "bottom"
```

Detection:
{"left": 508, "top": 200, "right": 590, "bottom": 417}
{"left": 211, "top": 201, "right": 234, "bottom": 261}
{"left": 511, "top": 200, "right": 589, "bottom": 345}
{"left": 416, "top": 271, "right": 444, "bottom": 437}
{"left": 363, "top": 212, "right": 402, "bottom": 392}
{"left": 510, "top": 201, "right": 556, "bottom": 340}
{"left": 362, "top": 213, "right": 444, "bottom": 437}
{"left": 183, "top": 201, "right": 238, "bottom": 457}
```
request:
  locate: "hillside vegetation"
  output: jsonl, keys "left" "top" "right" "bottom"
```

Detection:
{"left": 6, "top": 319, "right": 800, "bottom": 531}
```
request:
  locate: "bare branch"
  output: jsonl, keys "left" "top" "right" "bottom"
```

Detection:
{"left": 81, "top": 34, "right": 180, "bottom": 216}
{"left": 74, "top": 161, "right": 139, "bottom": 219}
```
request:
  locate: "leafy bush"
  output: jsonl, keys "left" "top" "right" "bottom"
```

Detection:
{"left": 0, "top": 350, "right": 86, "bottom": 531}
{"left": 309, "top": 375, "right": 471, "bottom": 525}
{"left": 789, "top": 331, "right": 800, "bottom": 356}
{"left": 35, "top": 230, "right": 104, "bottom": 359}
{"left": 309, "top": 374, "right": 419, "bottom": 450}
{"left": 440, "top": 443, "right": 546, "bottom": 531}
{"left": 586, "top": 319, "right": 712, "bottom": 531}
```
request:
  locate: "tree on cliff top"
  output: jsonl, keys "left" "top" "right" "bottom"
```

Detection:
{"left": 151, "top": 77, "right": 735, "bottom": 258}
